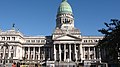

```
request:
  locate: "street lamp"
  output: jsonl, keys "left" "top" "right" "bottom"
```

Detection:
{"left": 3, "top": 42, "right": 9, "bottom": 67}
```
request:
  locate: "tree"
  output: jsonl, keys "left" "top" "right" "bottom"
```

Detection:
{"left": 97, "top": 19, "right": 120, "bottom": 65}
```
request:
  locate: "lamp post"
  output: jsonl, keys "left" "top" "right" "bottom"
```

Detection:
{"left": 3, "top": 42, "right": 9, "bottom": 67}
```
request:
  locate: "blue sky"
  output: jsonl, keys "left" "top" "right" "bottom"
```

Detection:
{"left": 0, "top": 0, "right": 120, "bottom": 36}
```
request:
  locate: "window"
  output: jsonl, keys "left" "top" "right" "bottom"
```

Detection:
{"left": 0, "top": 60, "right": 2, "bottom": 63}
{"left": 11, "top": 53, "right": 13, "bottom": 58}
{"left": 1, "top": 53, "right": 3, "bottom": 58}
{"left": 6, "top": 60, "right": 8, "bottom": 63}
{"left": 25, "top": 47, "right": 28, "bottom": 51}
{"left": 95, "top": 40, "right": 98, "bottom": 42}
{"left": 12, "top": 37, "right": 15, "bottom": 40}
{"left": 32, "top": 55, "right": 33, "bottom": 59}
{"left": 76, "top": 44, "right": 79, "bottom": 50}
{"left": 41, "top": 40, "right": 45, "bottom": 43}
{"left": 61, "top": 45, "right": 64, "bottom": 50}
{"left": 66, "top": 44, "right": 69, "bottom": 49}
{"left": 5, "top": 53, "right": 8, "bottom": 58}
{"left": 7, "top": 37, "right": 10, "bottom": 40}
{"left": 2, "top": 37, "right": 5, "bottom": 40}
{"left": 85, "top": 47, "right": 88, "bottom": 51}
{"left": 90, "top": 47, "right": 94, "bottom": 51}
{"left": 26, "top": 40, "right": 30, "bottom": 42}
{"left": 26, "top": 55, "right": 28, "bottom": 59}
{"left": 31, "top": 40, "right": 35, "bottom": 42}
{"left": 30, "top": 47, "right": 33, "bottom": 51}
{"left": 84, "top": 40, "right": 87, "bottom": 42}
{"left": 55, "top": 45, "right": 59, "bottom": 50}
{"left": 36, "top": 47, "right": 39, "bottom": 52}
{"left": 85, "top": 55, "right": 88, "bottom": 60}
{"left": 36, "top": 40, "right": 40, "bottom": 43}
{"left": 89, "top": 40, "right": 93, "bottom": 43}
{"left": 90, "top": 54, "right": 94, "bottom": 59}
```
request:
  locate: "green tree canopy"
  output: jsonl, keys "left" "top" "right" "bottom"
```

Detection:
{"left": 98, "top": 19, "right": 120, "bottom": 64}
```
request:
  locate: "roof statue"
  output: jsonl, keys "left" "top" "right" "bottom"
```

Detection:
{"left": 12, "top": 23, "right": 15, "bottom": 28}
{"left": 62, "top": 0, "right": 67, "bottom": 2}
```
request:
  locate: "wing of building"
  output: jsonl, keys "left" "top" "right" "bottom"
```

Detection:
{"left": 0, "top": 0, "right": 105, "bottom": 67}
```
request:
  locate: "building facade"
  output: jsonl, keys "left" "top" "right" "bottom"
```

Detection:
{"left": 0, "top": 0, "right": 103, "bottom": 67}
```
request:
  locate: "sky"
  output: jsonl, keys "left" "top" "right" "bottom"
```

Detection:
{"left": 0, "top": 0, "right": 120, "bottom": 36}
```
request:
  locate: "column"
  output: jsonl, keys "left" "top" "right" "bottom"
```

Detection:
{"left": 22, "top": 47, "right": 25, "bottom": 57}
{"left": 33, "top": 47, "right": 35, "bottom": 60}
{"left": 54, "top": 44, "right": 56, "bottom": 61}
{"left": 8, "top": 46, "right": 11, "bottom": 58}
{"left": 99, "top": 48, "right": 101, "bottom": 61}
{"left": 83, "top": 47, "right": 85, "bottom": 60}
{"left": 94, "top": 47, "right": 96, "bottom": 59}
{"left": 8, "top": 46, "right": 11, "bottom": 63}
{"left": 2, "top": 46, "right": 6, "bottom": 63}
{"left": 28, "top": 47, "right": 30, "bottom": 60}
{"left": 69, "top": 44, "right": 71, "bottom": 61}
{"left": 80, "top": 43, "right": 83, "bottom": 60}
{"left": 74, "top": 44, "right": 77, "bottom": 61}
{"left": 59, "top": 44, "right": 61, "bottom": 61}
{"left": 39, "top": 47, "right": 40, "bottom": 60}
{"left": 13, "top": 46, "right": 16, "bottom": 57}
{"left": 64, "top": 44, "right": 66, "bottom": 61}
{"left": 88, "top": 47, "right": 90, "bottom": 60}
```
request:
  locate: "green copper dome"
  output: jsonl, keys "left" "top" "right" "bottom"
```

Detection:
{"left": 57, "top": 0, "right": 72, "bottom": 14}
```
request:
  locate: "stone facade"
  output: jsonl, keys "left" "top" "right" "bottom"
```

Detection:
{"left": 0, "top": 0, "right": 103, "bottom": 67}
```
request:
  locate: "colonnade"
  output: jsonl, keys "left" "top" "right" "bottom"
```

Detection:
{"left": 22, "top": 47, "right": 45, "bottom": 61}
{"left": 0, "top": 46, "right": 15, "bottom": 63}
{"left": 54, "top": 43, "right": 82, "bottom": 62}
{"left": 83, "top": 47, "right": 96, "bottom": 60}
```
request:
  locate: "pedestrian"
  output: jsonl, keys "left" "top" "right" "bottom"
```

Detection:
{"left": 12, "top": 62, "right": 16, "bottom": 67}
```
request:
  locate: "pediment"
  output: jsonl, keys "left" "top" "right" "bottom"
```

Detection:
{"left": 54, "top": 34, "right": 81, "bottom": 40}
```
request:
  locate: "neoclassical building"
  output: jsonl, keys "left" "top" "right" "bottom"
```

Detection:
{"left": 0, "top": 0, "right": 103, "bottom": 67}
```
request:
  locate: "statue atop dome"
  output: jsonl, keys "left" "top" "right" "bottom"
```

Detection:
{"left": 62, "top": 0, "right": 67, "bottom": 2}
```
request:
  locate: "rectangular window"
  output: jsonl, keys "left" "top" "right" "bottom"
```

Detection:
{"left": 90, "top": 47, "right": 94, "bottom": 51}
{"left": 5, "top": 53, "right": 8, "bottom": 58}
{"left": 25, "top": 47, "right": 28, "bottom": 51}
{"left": 31, "top": 40, "right": 35, "bottom": 42}
{"left": 36, "top": 40, "right": 40, "bottom": 43}
{"left": 85, "top": 47, "right": 88, "bottom": 51}
{"left": 7, "top": 37, "right": 10, "bottom": 40}
{"left": 26, "top": 40, "right": 30, "bottom": 42}
{"left": 12, "top": 37, "right": 15, "bottom": 40}
{"left": 76, "top": 44, "right": 79, "bottom": 50}
{"left": 32, "top": 55, "right": 33, "bottom": 59}
{"left": 11, "top": 53, "right": 13, "bottom": 58}
{"left": 1, "top": 53, "right": 3, "bottom": 58}
{"left": 85, "top": 55, "right": 88, "bottom": 60}
{"left": 2, "top": 37, "right": 5, "bottom": 40}
{"left": 0, "top": 60, "right": 2, "bottom": 63}
{"left": 30, "top": 47, "right": 33, "bottom": 51}
{"left": 35, "top": 47, "right": 39, "bottom": 52}
{"left": 41, "top": 40, "right": 45, "bottom": 43}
